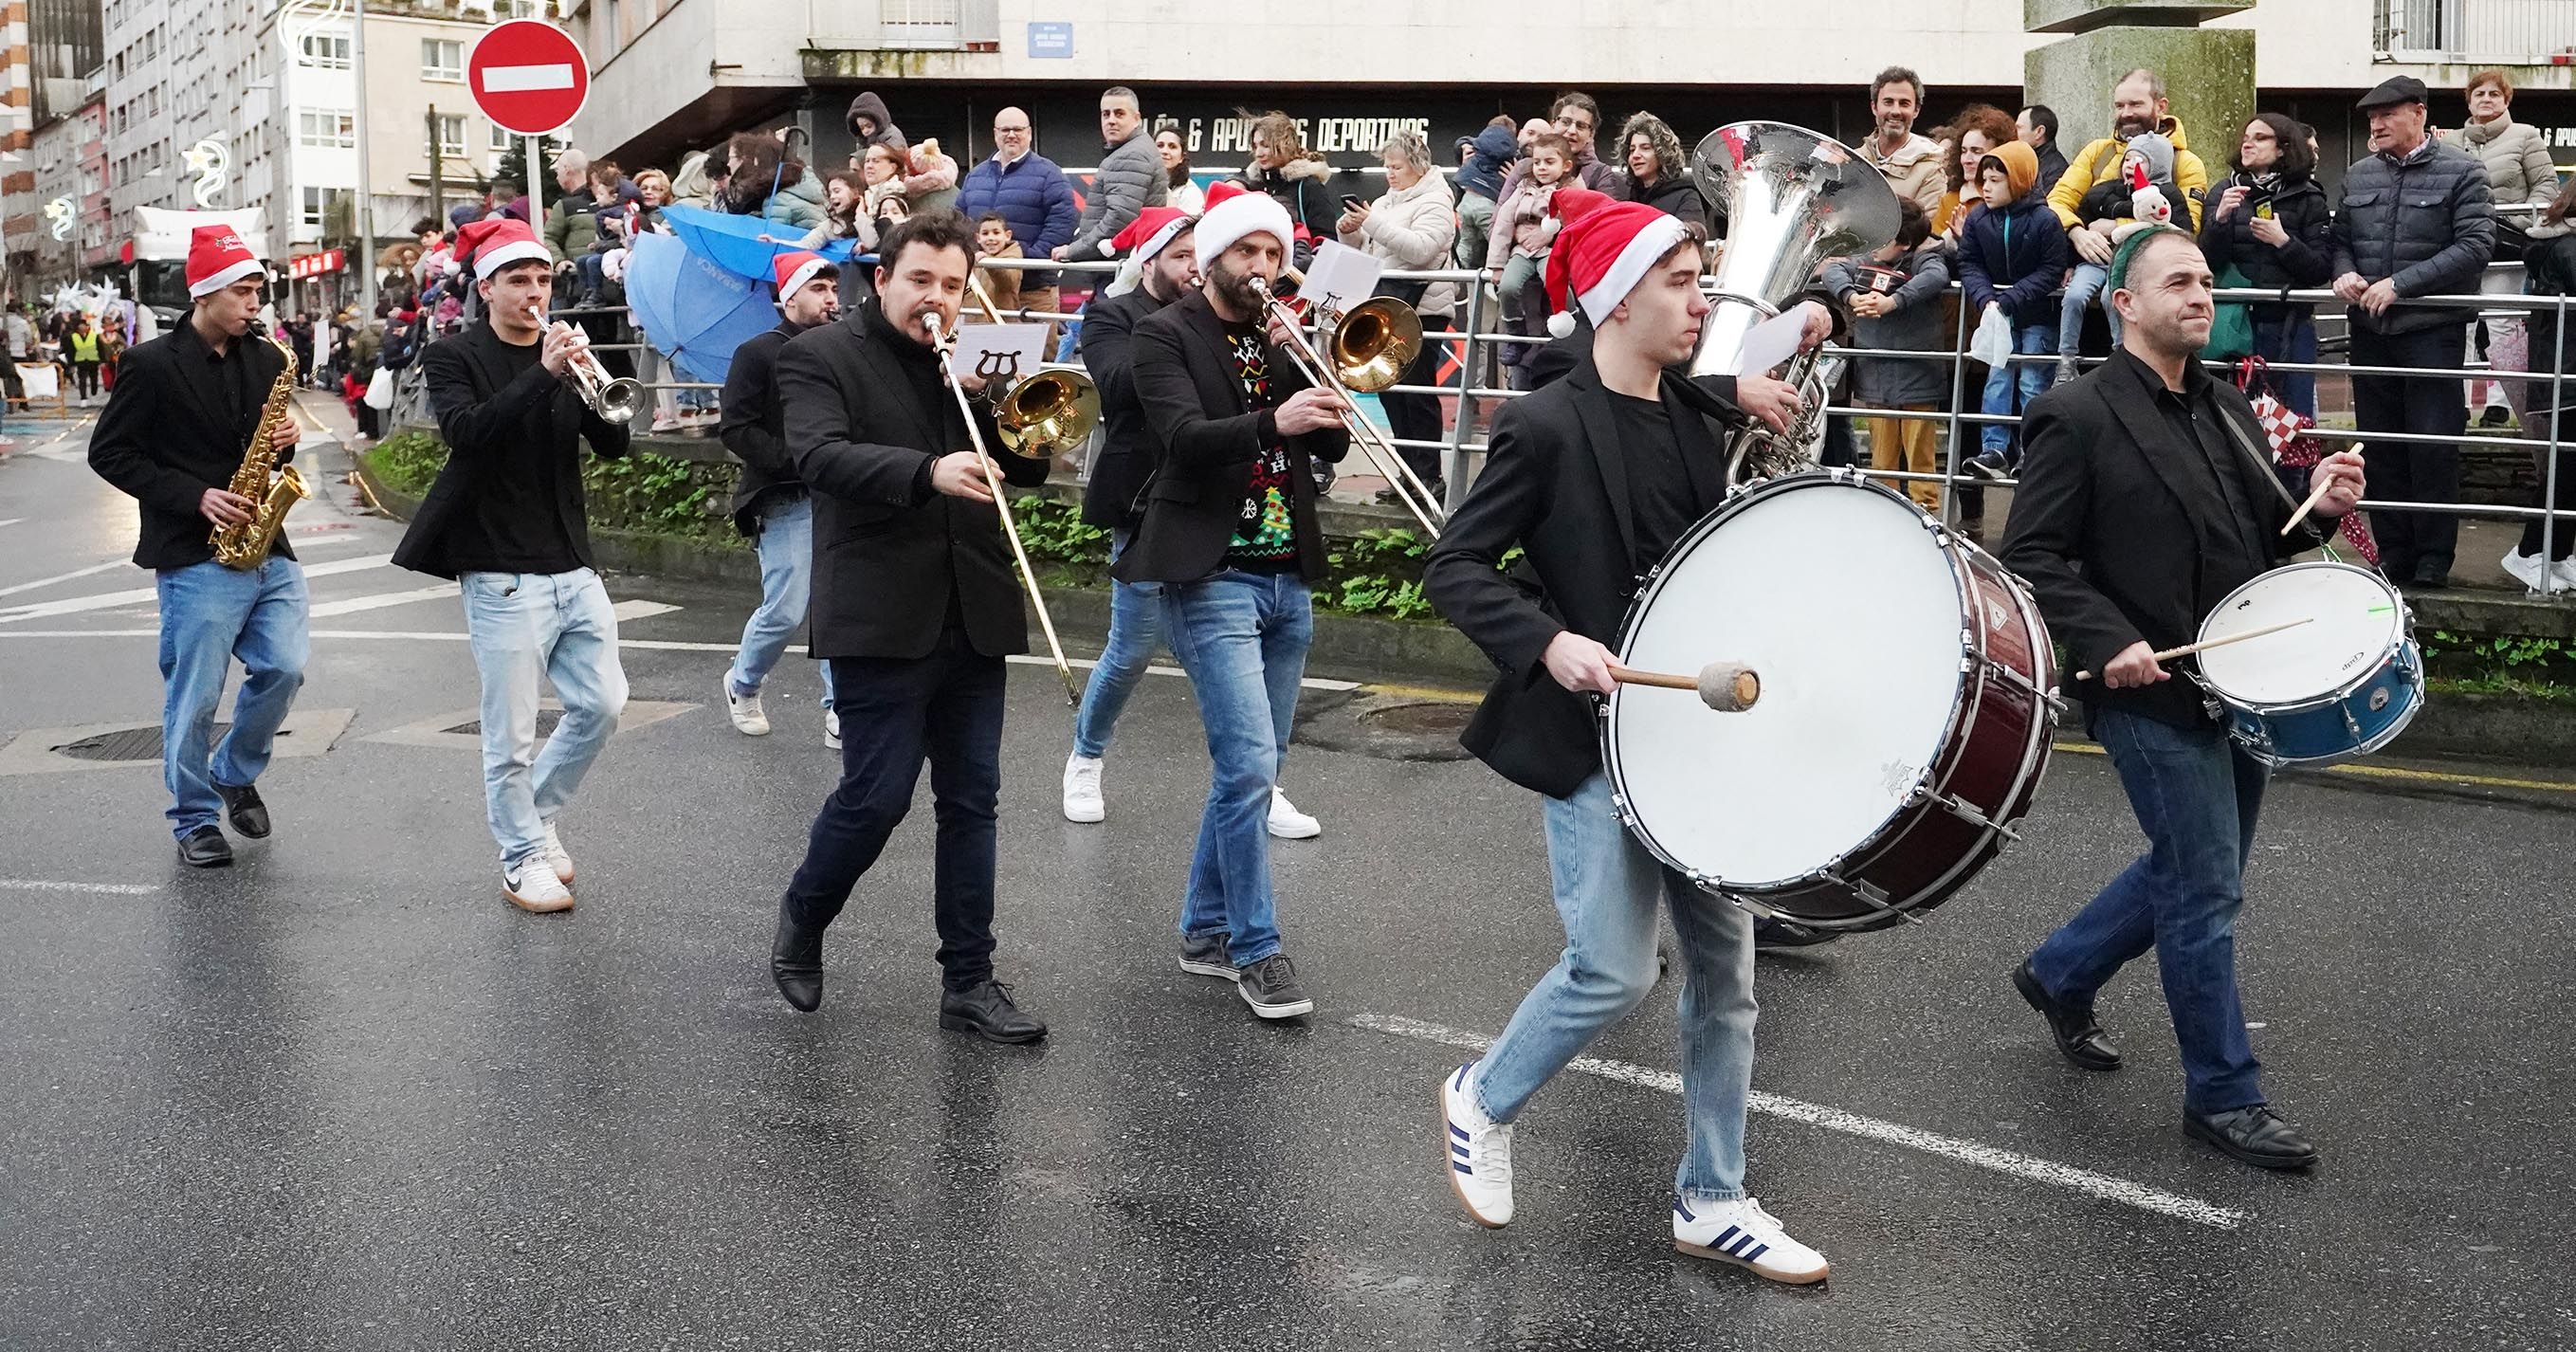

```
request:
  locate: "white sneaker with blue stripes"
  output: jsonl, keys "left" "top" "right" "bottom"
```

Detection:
{"left": 1440, "top": 1063, "right": 1513, "bottom": 1228}
{"left": 1672, "top": 1196, "right": 1829, "bottom": 1285}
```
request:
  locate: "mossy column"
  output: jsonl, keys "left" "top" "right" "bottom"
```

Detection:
{"left": 2026, "top": 0, "right": 2256, "bottom": 161}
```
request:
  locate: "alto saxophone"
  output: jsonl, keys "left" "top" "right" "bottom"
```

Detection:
{"left": 209, "top": 325, "right": 312, "bottom": 570}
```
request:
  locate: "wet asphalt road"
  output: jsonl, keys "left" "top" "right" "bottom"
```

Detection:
{"left": 3, "top": 423, "right": 2573, "bottom": 1351}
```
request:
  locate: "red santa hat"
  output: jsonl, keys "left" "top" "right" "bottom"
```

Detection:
{"left": 186, "top": 225, "right": 263, "bottom": 299}
{"left": 770, "top": 250, "right": 838, "bottom": 305}
{"left": 455, "top": 216, "right": 553, "bottom": 281}
{"left": 1541, "top": 188, "right": 1692, "bottom": 338}
{"left": 1104, "top": 206, "right": 1195, "bottom": 297}
{"left": 1192, "top": 180, "right": 1294, "bottom": 269}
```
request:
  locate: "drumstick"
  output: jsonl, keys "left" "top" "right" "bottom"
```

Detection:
{"left": 1608, "top": 662, "right": 1761, "bottom": 713}
{"left": 2074, "top": 617, "right": 2314, "bottom": 682}
{"left": 2280, "top": 446, "right": 2360, "bottom": 537}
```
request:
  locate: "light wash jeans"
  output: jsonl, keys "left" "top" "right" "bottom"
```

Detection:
{"left": 156, "top": 557, "right": 309, "bottom": 838}
{"left": 726, "top": 493, "right": 831, "bottom": 708}
{"left": 1160, "top": 568, "right": 1311, "bottom": 967}
{"left": 2056, "top": 262, "right": 2124, "bottom": 363}
{"left": 1070, "top": 529, "right": 1160, "bottom": 759}
{"left": 1472, "top": 771, "right": 1759, "bottom": 1204}
{"left": 459, "top": 568, "right": 628, "bottom": 868}
{"left": 1982, "top": 320, "right": 2057, "bottom": 458}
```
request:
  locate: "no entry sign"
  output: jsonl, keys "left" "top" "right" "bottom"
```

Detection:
{"left": 468, "top": 20, "right": 589, "bottom": 137}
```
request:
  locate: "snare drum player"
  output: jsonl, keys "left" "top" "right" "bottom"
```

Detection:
{"left": 1421, "top": 193, "right": 1835, "bottom": 1283}
{"left": 2000, "top": 226, "right": 2364, "bottom": 1170}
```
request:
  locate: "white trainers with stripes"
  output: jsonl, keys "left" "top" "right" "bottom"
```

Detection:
{"left": 1439, "top": 1063, "right": 1513, "bottom": 1228}
{"left": 1673, "top": 1196, "right": 1828, "bottom": 1285}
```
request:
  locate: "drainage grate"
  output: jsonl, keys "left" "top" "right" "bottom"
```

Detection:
{"left": 441, "top": 708, "right": 566, "bottom": 739}
{"left": 52, "top": 722, "right": 306, "bottom": 762}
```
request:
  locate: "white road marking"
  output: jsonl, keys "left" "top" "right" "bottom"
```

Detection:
{"left": 1350, "top": 1013, "right": 2252, "bottom": 1231}
{"left": 0, "top": 879, "right": 162, "bottom": 895}
{"left": 0, "top": 554, "right": 394, "bottom": 624}
{"left": 0, "top": 558, "right": 128, "bottom": 598}
{"left": 0, "top": 518, "right": 23, "bottom": 527}
{"left": 287, "top": 531, "right": 369, "bottom": 550}
{"left": 306, "top": 585, "right": 458, "bottom": 617}
{"left": 612, "top": 599, "right": 680, "bottom": 621}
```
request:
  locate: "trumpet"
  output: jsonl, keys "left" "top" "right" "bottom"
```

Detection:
{"left": 1246, "top": 272, "right": 1445, "bottom": 539}
{"left": 922, "top": 308, "right": 1084, "bottom": 705}
{"left": 528, "top": 304, "right": 646, "bottom": 425}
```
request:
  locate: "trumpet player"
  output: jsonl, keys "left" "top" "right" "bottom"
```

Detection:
{"left": 86, "top": 225, "right": 305, "bottom": 868}
{"left": 1118, "top": 183, "right": 1349, "bottom": 1020}
{"left": 393, "top": 217, "right": 631, "bottom": 915}
{"left": 765, "top": 210, "right": 1050, "bottom": 1043}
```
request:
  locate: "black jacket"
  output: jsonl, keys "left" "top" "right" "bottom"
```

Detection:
{"left": 393, "top": 321, "right": 631, "bottom": 580}
{"left": 2521, "top": 228, "right": 2576, "bottom": 418}
{"left": 87, "top": 320, "right": 292, "bottom": 571}
{"left": 722, "top": 319, "right": 814, "bottom": 536}
{"left": 1111, "top": 291, "right": 1350, "bottom": 585}
{"left": 1075, "top": 283, "right": 1171, "bottom": 531}
{"left": 777, "top": 302, "right": 1048, "bottom": 661}
{"left": 2198, "top": 172, "right": 2334, "bottom": 320}
{"left": 2000, "top": 351, "right": 2325, "bottom": 729}
{"left": 1622, "top": 173, "right": 1709, "bottom": 239}
{"left": 2331, "top": 139, "right": 2496, "bottom": 337}
{"left": 1423, "top": 358, "right": 1735, "bottom": 798}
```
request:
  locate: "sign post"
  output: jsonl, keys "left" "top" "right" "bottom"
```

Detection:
{"left": 469, "top": 19, "right": 591, "bottom": 312}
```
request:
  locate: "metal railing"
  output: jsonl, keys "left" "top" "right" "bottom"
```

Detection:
{"left": 2378, "top": 0, "right": 2576, "bottom": 64}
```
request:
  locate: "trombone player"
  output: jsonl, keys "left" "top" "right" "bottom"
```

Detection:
{"left": 395, "top": 217, "right": 631, "bottom": 914}
{"left": 1118, "top": 184, "right": 1349, "bottom": 1020}
{"left": 765, "top": 210, "right": 1050, "bottom": 1044}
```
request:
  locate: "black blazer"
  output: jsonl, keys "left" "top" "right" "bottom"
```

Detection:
{"left": 2000, "top": 353, "right": 2323, "bottom": 729}
{"left": 722, "top": 319, "right": 813, "bottom": 536}
{"left": 1112, "top": 291, "right": 1350, "bottom": 585}
{"left": 777, "top": 304, "right": 1048, "bottom": 662}
{"left": 1422, "top": 357, "right": 1734, "bottom": 799}
{"left": 1075, "top": 284, "right": 1169, "bottom": 531}
{"left": 87, "top": 320, "right": 292, "bottom": 571}
{"left": 393, "top": 322, "right": 631, "bottom": 580}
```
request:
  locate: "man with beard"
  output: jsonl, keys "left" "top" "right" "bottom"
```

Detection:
{"left": 2046, "top": 68, "right": 2212, "bottom": 235}
{"left": 1857, "top": 66, "right": 1945, "bottom": 215}
{"left": 1115, "top": 183, "right": 1349, "bottom": 1021}
{"left": 720, "top": 251, "right": 843, "bottom": 747}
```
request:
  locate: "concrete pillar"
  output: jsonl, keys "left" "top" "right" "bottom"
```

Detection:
{"left": 2025, "top": 0, "right": 2257, "bottom": 177}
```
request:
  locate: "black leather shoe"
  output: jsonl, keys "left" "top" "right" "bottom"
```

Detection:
{"left": 940, "top": 979, "right": 1047, "bottom": 1044}
{"left": 2184, "top": 1105, "right": 2319, "bottom": 1171}
{"left": 1754, "top": 917, "right": 1845, "bottom": 950}
{"left": 2013, "top": 959, "right": 2122, "bottom": 1071}
{"left": 176, "top": 826, "right": 233, "bottom": 868}
{"left": 770, "top": 906, "right": 824, "bottom": 1013}
{"left": 214, "top": 781, "right": 270, "bottom": 839}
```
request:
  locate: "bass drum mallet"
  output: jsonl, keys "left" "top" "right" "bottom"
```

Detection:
{"left": 1608, "top": 661, "right": 1762, "bottom": 713}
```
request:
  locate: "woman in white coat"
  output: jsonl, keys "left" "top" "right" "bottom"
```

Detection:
{"left": 1337, "top": 131, "right": 1459, "bottom": 502}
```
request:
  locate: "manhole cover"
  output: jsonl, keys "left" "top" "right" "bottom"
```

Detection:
{"left": 1359, "top": 703, "right": 1474, "bottom": 738}
{"left": 443, "top": 709, "right": 565, "bottom": 738}
{"left": 51, "top": 723, "right": 315, "bottom": 762}
{"left": 1294, "top": 694, "right": 1476, "bottom": 762}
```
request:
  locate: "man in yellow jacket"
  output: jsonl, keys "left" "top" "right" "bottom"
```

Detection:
{"left": 2046, "top": 68, "right": 2211, "bottom": 250}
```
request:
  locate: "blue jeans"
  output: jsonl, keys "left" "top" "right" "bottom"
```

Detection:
{"left": 2249, "top": 310, "right": 2318, "bottom": 421}
{"left": 459, "top": 569, "right": 628, "bottom": 868}
{"left": 1070, "top": 528, "right": 1160, "bottom": 758}
{"left": 1472, "top": 772, "right": 1758, "bottom": 1203}
{"left": 155, "top": 558, "right": 309, "bottom": 838}
{"left": 2056, "top": 263, "right": 2124, "bottom": 361}
{"left": 1984, "top": 320, "right": 2056, "bottom": 457}
{"left": 2027, "top": 708, "right": 2270, "bottom": 1115}
{"left": 1160, "top": 568, "right": 1312, "bottom": 967}
{"left": 726, "top": 493, "right": 831, "bottom": 707}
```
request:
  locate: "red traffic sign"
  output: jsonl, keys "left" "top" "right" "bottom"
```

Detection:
{"left": 468, "top": 20, "right": 589, "bottom": 137}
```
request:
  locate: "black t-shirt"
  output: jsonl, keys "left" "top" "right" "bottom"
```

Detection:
{"left": 1611, "top": 391, "right": 1704, "bottom": 575}
{"left": 2118, "top": 351, "right": 2269, "bottom": 610}
{"left": 447, "top": 336, "right": 583, "bottom": 575}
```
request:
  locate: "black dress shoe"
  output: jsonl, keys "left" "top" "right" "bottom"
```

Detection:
{"left": 1754, "top": 917, "right": 1845, "bottom": 950}
{"left": 2012, "top": 959, "right": 2122, "bottom": 1071}
{"left": 176, "top": 826, "right": 233, "bottom": 868}
{"left": 214, "top": 781, "right": 270, "bottom": 839}
{"left": 770, "top": 906, "right": 824, "bottom": 1013}
{"left": 2183, "top": 1105, "right": 2319, "bottom": 1171}
{"left": 940, "top": 979, "right": 1047, "bottom": 1044}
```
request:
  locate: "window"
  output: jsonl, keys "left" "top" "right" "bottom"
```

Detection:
{"left": 429, "top": 114, "right": 466, "bottom": 159}
{"left": 489, "top": 121, "right": 513, "bottom": 153}
{"left": 421, "top": 38, "right": 464, "bottom": 81}
{"left": 298, "top": 32, "right": 351, "bottom": 68}
{"left": 301, "top": 185, "right": 355, "bottom": 231}
{"left": 299, "top": 108, "right": 355, "bottom": 148}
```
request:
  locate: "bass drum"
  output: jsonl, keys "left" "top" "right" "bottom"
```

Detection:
{"left": 1601, "top": 471, "right": 2056, "bottom": 932}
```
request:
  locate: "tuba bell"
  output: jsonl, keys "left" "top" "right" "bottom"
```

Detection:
{"left": 1686, "top": 122, "right": 1901, "bottom": 486}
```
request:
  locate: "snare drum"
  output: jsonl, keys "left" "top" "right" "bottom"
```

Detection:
{"left": 1600, "top": 471, "right": 2057, "bottom": 933}
{"left": 2193, "top": 561, "right": 2424, "bottom": 767}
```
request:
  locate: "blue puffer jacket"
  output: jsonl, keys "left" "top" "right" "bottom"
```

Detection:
{"left": 957, "top": 153, "right": 1079, "bottom": 260}
{"left": 1957, "top": 195, "right": 2072, "bottom": 324}
{"left": 1454, "top": 125, "right": 1516, "bottom": 203}
{"left": 2330, "top": 138, "right": 2496, "bottom": 336}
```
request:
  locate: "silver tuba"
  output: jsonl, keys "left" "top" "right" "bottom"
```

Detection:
{"left": 1686, "top": 122, "right": 1901, "bottom": 486}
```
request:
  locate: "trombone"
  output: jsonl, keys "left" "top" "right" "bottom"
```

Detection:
{"left": 528, "top": 304, "right": 646, "bottom": 424}
{"left": 962, "top": 271, "right": 1103, "bottom": 459}
{"left": 1246, "top": 271, "right": 1446, "bottom": 539}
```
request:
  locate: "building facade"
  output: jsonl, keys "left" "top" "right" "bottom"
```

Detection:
{"left": 27, "top": 84, "right": 107, "bottom": 293}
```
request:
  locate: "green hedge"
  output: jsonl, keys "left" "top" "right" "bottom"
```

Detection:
{"left": 368, "top": 429, "right": 747, "bottom": 550}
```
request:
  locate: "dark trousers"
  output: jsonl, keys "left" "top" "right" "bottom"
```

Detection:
{"left": 2351, "top": 323, "right": 2469, "bottom": 584}
{"left": 72, "top": 359, "right": 100, "bottom": 399}
{"left": 1379, "top": 336, "right": 1447, "bottom": 488}
{"left": 782, "top": 629, "right": 1007, "bottom": 990}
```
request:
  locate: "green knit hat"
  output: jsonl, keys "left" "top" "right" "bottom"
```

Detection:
{"left": 2107, "top": 223, "right": 2195, "bottom": 294}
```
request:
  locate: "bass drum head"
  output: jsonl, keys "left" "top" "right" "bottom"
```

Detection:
{"left": 1606, "top": 475, "right": 1968, "bottom": 892}
{"left": 2198, "top": 562, "right": 2405, "bottom": 706}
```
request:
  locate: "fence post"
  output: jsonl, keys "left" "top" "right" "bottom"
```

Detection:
{"left": 2547, "top": 291, "right": 2567, "bottom": 583}
{"left": 1940, "top": 289, "right": 1973, "bottom": 529}
{"left": 1445, "top": 278, "right": 1484, "bottom": 513}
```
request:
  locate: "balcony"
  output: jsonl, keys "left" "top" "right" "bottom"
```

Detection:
{"left": 812, "top": 0, "right": 1000, "bottom": 52}
{"left": 2379, "top": 0, "right": 2576, "bottom": 64}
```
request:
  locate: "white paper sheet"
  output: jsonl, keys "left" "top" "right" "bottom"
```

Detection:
{"left": 949, "top": 323, "right": 1050, "bottom": 388}
{"left": 1732, "top": 307, "right": 1808, "bottom": 377}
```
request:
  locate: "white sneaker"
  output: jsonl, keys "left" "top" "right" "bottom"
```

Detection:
{"left": 724, "top": 678, "right": 770, "bottom": 736}
{"left": 2502, "top": 548, "right": 2549, "bottom": 594}
{"left": 1267, "top": 788, "right": 1320, "bottom": 839}
{"left": 502, "top": 858, "right": 575, "bottom": 913}
{"left": 824, "top": 708, "right": 841, "bottom": 750}
{"left": 1441, "top": 1063, "right": 1514, "bottom": 1228}
{"left": 1062, "top": 753, "right": 1105, "bottom": 823}
{"left": 1673, "top": 1197, "right": 1830, "bottom": 1285}
{"left": 2551, "top": 557, "right": 2576, "bottom": 594}
{"left": 540, "top": 821, "right": 575, "bottom": 886}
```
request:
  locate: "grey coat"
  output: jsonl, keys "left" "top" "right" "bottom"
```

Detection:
{"left": 1068, "top": 126, "right": 1169, "bottom": 261}
{"left": 2331, "top": 139, "right": 2496, "bottom": 336}
{"left": 1823, "top": 245, "right": 1953, "bottom": 407}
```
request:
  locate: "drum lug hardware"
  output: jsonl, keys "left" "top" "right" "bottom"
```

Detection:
{"left": 1934, "top": 794, "right": 1997, "bottom": 831}
{"left": 1822, "top": 870, "right": 1918, "bottom": 926}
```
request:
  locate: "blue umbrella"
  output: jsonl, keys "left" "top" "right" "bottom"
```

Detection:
{"left": 655, "top": 202, "right": 856, "bottom": 283}
{"left": 622, "top": 232, "right": 780, "bottom": 385}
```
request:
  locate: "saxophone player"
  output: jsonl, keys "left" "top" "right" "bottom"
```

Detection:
{"left": 87, "top": 226, "right": 304, "bottom": 868}
{"left": 393, "top": 217, "right": 631, "bottom": 914}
